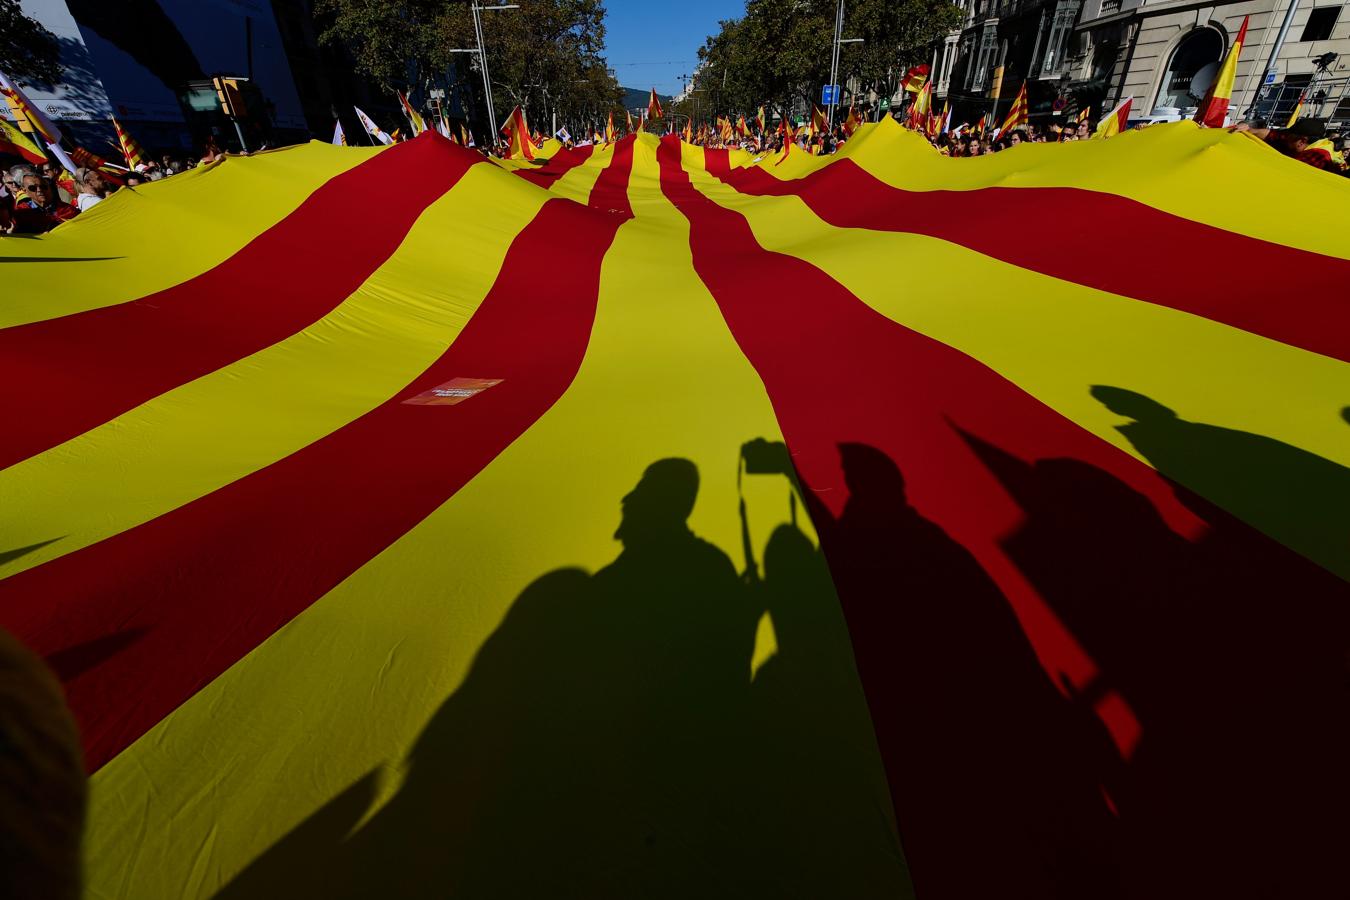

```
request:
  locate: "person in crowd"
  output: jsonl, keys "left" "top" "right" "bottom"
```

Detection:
{"left": 73, "top": 167, "right": 107, "bottom": 212}
{"left": 1233, "top": 118, "right": 1343, "bottom": 172}
{"left": 13, "top": 172, "right": 77, "bottom": 232}
{"left": 1075, "top": 120, "right": 1091, "bottom": 140}
{"left": 7, "top": 165, "right": 35, "bottom": 203}
{"left": 1005, "top": 129, "right": 1024, "bottom": 148}
{"left": 981, "top": 136, "right": 995, "bottom": 155}
{"left": 123, "top": 171, "right": 145, "bottom": 187}
{"left": 965, "top": 134, "right": 983, "bottom": 157}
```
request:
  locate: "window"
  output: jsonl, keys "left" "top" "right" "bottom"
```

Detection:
{"left": 1301, "top": 6, "right": 1341, "bottom": 41}
{"left": 1041, "top": 1, "right": 1083, "bottom": 76}
{"left": 972, "top": 23, "right": 999, "bottom": 90}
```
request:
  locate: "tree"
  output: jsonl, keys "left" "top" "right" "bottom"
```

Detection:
{"left": 0, "top": 0, "right": 62, "bottom": 85}
{"left": 691, "top": 0, "right": 961, "bottom": 121}
{"left": 315, "top": 0, "right": 623, "bottom": 134}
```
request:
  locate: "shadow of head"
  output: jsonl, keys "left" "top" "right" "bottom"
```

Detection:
{"left": 839, "top": 442, "right": 907, "bottom": 508}
{"left": 615, "top": 458, "right": 700, "bottom": 548}
{"left": 1341, "top": 406, "right": 1350, "bottom": 427}
{"left": 1091, "top": 385, "right": 1177, "bottom": 423}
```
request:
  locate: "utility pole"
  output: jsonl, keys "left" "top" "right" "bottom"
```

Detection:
{"left": 828, "top": 0, "right": 845, "bottom": 127}
{"left": 1245, "top": 0, "right": 1301, "bottom": 118}
{"left": 463, "top": 2, "right": 520, "bottom": 144}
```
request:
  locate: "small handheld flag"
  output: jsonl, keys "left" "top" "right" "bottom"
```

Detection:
{"left": 647, "top": 88, "right": 663, "bottom": 120}
{"left": 1194, "top": 16, "right": 1248, "bottom": 128}
{"left": 332, "top": 121, "right": 346, "bottom": 146}
{"left": 1094, "top": 97, "right": 1133, "bottom": 139}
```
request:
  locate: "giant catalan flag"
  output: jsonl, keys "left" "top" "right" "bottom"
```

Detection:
{"left": 3, "top": 119, "right": 1349, "bottom": 899}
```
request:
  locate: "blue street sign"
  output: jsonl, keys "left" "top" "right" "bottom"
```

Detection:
{"left": 821, "top": 84, "right": 840, "bottom": 105}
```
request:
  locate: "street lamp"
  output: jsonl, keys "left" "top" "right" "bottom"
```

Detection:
{"left": 449, "top": 2, "right": 519, "bottom": 141}
{"left": 826, "top": 0, "right": 864, "bottom": 128}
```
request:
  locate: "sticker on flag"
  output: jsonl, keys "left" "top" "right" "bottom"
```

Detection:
{"left": 402, "top": 377, "right": 503, "bottom": 406}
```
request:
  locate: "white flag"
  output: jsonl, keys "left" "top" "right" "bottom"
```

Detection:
{"left": 554, "top": 126, "right": 571, "bottom": 142}
{"left": 353, "top": 106, "right": 392, "bottom": 145}
{"left": 332, "top": 120, "right": 346, "bottom": 146}
{"left": 46, "top": 142, "right": 78, "bottom": 176}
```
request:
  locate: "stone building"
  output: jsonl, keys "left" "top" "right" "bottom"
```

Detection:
{"left": 1072, "top": 0, "right": 1350, "bottom": 127}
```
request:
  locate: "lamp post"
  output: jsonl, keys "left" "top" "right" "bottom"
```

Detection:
{"left": 449, "top": 2, "right": 519, "bottom": 142}
{"left": 826, "top": 0, "right": 864, "bottom": 128}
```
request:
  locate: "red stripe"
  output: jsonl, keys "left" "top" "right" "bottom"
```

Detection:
{"left": 703, "top": 149, "right": 1350, "bottom": 363}
{"left": 0, "top": 134, "right": 480, "bottom": 472}
{"left": 512, "top": 144, "right": 595, "bottom": 189}
{"left": 0, "top": 139, "right": 636, "bottom": 772}
{"left": 663, "top": 137, "right": 1350, "bottom": 898}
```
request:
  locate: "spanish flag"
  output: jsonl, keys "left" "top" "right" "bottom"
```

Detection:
{"left": 1094, "top": 96, "right": 1133, "bottom": 138}
{"left": 1194, "top": 15, "right": 1249, "bottom": 128}
{"left": 647, "top": 88, "right": 663, "bottom": 120}
{"left": 843, "top": 102, "right": 862, "bottom": 137}
{"left": 755, "top": 105, "right": 766, "bottom": 132}
{"left": 500, "top": 105, "right": 537, "bottom": 160}
{"left": 1286, "top": 91, "right": 1306, "bottom": 128}
{"left": 0, "top": 115, "right": 45, "bottom": 165}
{"left": 811, "top": 104, "right": 829, "bottom": 137}
{"left": 625, "top": 108, "right": 635, "bottom": 135}
{"left": 907, "top": 81, "right": 932, "bottom": 130}
{"left": 976, "top": 113, "right": 987, "bottom": 135}
{"left": 113, "top": 117, "right": 149, "bottom": 169}
{"left": 683, "top": 119, "right": 693, "bottom": 143}
{"left": 1077, "top": 107, "right": 1091, "bottom": 125}
{"left": 900, "top": 63, "right": 930, "bottom": 93}
{"left": 605, "top": 111, "right": 616, "bottom": 144}
{"left": 736, "top": 114, "right": 749, "bottom": 138}
{"left": 998, "top": 82, "right": 1029, "bottom": 136}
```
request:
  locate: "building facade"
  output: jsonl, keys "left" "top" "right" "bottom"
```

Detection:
{"left": 931, "top": 0, "right": 1350, "bottom": 129}
{"left": 935, "top": 0, "right": 1090, "bottom": 126}
{"left": 1073, "top": 0, "right": 1350, "bottom": 127}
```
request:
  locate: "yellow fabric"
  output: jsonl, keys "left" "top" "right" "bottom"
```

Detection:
{"left": 4, "top": 124, "right": 1348, "bottom": 899}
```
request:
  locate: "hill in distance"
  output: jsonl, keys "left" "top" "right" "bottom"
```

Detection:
{"left": 622, "top": 87, "right": 672, "bottom": 111}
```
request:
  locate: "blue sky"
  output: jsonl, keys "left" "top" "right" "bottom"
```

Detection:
{"left": 602, "top": 0, "right": 746, "bottom": 96}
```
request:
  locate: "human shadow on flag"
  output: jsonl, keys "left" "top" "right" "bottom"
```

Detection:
{"left": 218, "top": 456, "right": 907, "bottom": 900}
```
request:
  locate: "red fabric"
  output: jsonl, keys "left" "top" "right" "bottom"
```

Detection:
{"left": 702, "top": 149, "right": 1350, "bottom": 363}
{"left": 0, "top": 139, "right": 637, "bottom": 774}
{"left": 662, "top": 135, "right": 1350, "bottom": 900}
{"left": 0, "top": 134, "right": 479, "bottom": 471}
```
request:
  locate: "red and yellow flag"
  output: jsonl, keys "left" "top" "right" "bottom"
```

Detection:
{"left": 647, "top": 88, "right": 663, "bottom": 120}
{"left": 0, "top": 68, "right": 63, "bottom": 144}
{"left": 1094, "top": 97, "right": 1133, "bottom": 138}
{"left": 397, "top": 91, "right": 426, "bottom": 135}
{"left": 605, "top": 111, "right": 616, "bottom": 143}
{"left": 0, "top": 115, "right": 45, "bottom": 165}
{"left": 5, "top": 121, "right": 1350, "bottom": 900}
{"left": 843, "top": 102, "right": 862, "bottom": 137}
{"left": 112, "top": 117, "right": 148, "bottom": 169}
{"left": 811, "top": 104, "right": 829, "bottom": 136}
{"left": 500, "top": 106, "right": 537, "bottom": 159}
{"left": 1286, "top": 91, "right": 1307, "bottom": 128}
{"left": 1194, "top": 15, "right": 1249, "bottom": 127}
{"left": 1077, "top": 107, "right": 1091, "bottom": 125}
{"left": 900, "top": 63, "right": 930, "bottom": 94}
{"left": 998, "top": 82, "right": 1029, "bottom": 136}
{"left": 682, "top": 119, "right": 693, "bottom": 143}
{"left": 907, "top": 81, "right": 933, "bottom": 130}
{"left": 736, "top": 114, "right": 749, "bottom": 138}
{"left": 755, "top": 105, "right": 766, "bottom": 132}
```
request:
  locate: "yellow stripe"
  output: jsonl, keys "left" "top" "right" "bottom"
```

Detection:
{"left": 689, "top": 158, "right": 1350, "bottom": 579}
{"left": 0, "top": 164, "right": 547, "bottom": 578}
{"left": 774, "top": 118, "right": 1350, "bottom": 261}
{"left": 85, "top": 134, "right": 905, "bottom": 899}
{"left": 0, "top": 142, "right": 384, "bottom": 328}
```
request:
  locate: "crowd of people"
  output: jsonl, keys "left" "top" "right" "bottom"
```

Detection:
{"left": 0, "top": 154, "right": 197, "bottom": 235}
{"left": 4, "top": 107, "right": 1346, "bottom": 237}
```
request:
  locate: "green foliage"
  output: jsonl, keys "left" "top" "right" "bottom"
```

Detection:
{"left": 0, "top": 0, "right": 63, "bottom": 85}
{"left": 692, "top": 0, "right": 961, "bottom": 117}
{"left": 315, "top": 0, "right": 623, "bottom": 127}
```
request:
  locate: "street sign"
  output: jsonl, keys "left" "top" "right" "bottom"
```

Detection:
{"left": 821, "top": 84, "right": 840, "bottom": 105}
{"left": 1264, "top": 70, "right": 1278, "bottom": 85}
